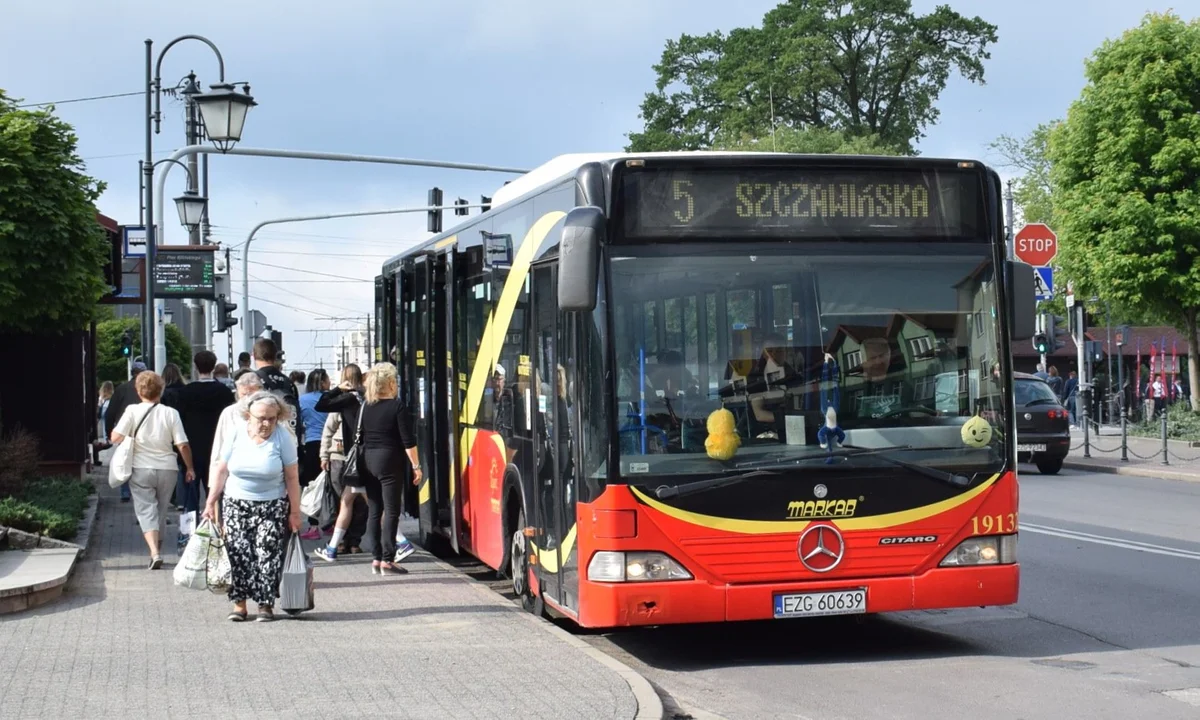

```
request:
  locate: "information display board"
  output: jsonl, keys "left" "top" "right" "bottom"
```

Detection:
{"left": 153, "top": 248, "right": 216, "bottom": 299}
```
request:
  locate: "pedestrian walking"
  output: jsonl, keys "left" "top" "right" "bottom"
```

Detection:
{"left": 106, "top": 360, "right": 149, "bottom": 503}
{"left": 94, "top": 381, "right": 114, "bottom": 466}
{"left": 210, "top": 372, "right": 264, "bottom": 477}
{"left": 313, "top": 365, "right": 371, "bottom": 561}
{"left": 170, "top": 351, "right": 235, "bottom": 548}
{"left": 213, "top": 363, "right": 236, "bottom": 391}
{"left": 358, "top": 363, "right": 421, "bottom": 574}
{"left": 109, "top": 371, "right": 195, "bottom": 570}
{"left": 253, "top": 338, "right": 303, "bottom": 447}
{"left": 297, "top": 368, "right": 330, "bottom": 541}
{"left": 1046, "top": 366, "right": 1064, "bottom": 399}
{"left": 1063, "top": 371, "right": 1079, "bottom": 426}
{"left": 204, "top": 391, "right": 302, "bottom": 623}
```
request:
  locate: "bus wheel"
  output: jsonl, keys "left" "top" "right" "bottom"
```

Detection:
{"left": 511, "top": 508, "right": 543, "bottom": 615}
{"left": 511, "top": 508, "right": 529, "bottom": 598}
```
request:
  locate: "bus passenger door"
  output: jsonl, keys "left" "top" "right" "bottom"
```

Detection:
{"left": 530, "top": 263, "right": 566, "bottom": 609}
{"left": 410, "top": 257, "right": 441, "bottom": 542}
{"left": 437, "top": 251, "right": 462, "bottom": 553}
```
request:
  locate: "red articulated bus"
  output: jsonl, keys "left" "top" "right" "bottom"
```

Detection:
{"left": 377, "top": 152, "right": 1037, "bottom": 628}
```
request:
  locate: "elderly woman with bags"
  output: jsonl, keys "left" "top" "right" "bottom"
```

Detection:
{"left": 203, "top": 391, "right": 302, "bottom": 622}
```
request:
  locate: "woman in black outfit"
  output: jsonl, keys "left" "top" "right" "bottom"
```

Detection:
{"left": 359, "top": 362, "right": 421, "bottom": 574}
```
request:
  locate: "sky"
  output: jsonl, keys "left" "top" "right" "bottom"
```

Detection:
{"left": 3, "top": 0, "right": 1195, "bottom": 370}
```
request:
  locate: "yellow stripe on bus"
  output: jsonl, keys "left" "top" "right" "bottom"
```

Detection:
{"left": 531, "top": 524, "right": 577, "bottom": 574}
{"left": 462, "top": 211, "right": 565, "bottom": 426}
{"left": 629, "top": 474, "right": 999, "bottom": 534}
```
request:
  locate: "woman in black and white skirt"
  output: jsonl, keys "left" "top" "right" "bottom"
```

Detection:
{"left": 204, "top": 391, "right": 302, "bottom": 622}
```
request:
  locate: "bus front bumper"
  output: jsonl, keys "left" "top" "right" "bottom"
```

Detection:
{"left": 579, "top": 564, "right": 1019, "bottom": 628}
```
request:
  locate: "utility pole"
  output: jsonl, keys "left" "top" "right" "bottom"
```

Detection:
{"left": 1075, "top": 299, "right": 1090, "bottom": 456}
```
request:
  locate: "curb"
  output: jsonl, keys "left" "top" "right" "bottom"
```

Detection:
{"left": 425, "top": 553, "right": 665, "bottom": 720}
{"left": 0, "top": 486, "right": 100, "bottom": 615}
{"left": 1063, "top": 460, "right": 1200, "bottom": 483}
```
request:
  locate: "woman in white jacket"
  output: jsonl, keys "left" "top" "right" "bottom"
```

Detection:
{"left": 209, "top": 372, "right": 264, "bottom": 480}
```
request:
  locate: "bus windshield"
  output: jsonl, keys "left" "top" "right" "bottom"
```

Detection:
{"left": 608, "top": 242, "right": 1006, "bottom": 478}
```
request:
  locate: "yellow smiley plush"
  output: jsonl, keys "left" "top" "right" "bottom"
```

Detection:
{"left": 705, "top": 408, "right": 741, "bottom": 460}
{"left": 961, "top": 415, "right": 993, "bottom": 448}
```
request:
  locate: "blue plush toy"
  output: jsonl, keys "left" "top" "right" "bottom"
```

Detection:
{"left": 816, "top": 354, "right": 845, "bottom": 462}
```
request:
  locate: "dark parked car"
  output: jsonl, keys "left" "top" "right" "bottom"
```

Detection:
{"left": 1014, "top": 372, "right": 1070, "bottom": 474}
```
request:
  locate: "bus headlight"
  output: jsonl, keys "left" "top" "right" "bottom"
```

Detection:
{"left": 939, "top": 534, "right": 1018, "bottom": 567}
{"left": 587, "top": 551, "right": 693, "bottom": 582}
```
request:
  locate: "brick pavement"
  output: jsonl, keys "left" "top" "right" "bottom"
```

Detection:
{"left": 0, "top": 471, "right": 641, "bottom": 720}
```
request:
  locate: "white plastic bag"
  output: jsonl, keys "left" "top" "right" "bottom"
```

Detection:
{"left": 300, "top": 471, "right": 328, "bottom": 519}
{"left": 173, "top": 519, "right": 214, "bottom": 590}
{"left": 179, "top": 511, "right": 196, "bottom": 537}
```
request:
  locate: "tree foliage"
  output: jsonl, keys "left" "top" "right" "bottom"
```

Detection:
{"left": 0, "top": 89, "right": 109, "bottom": 333}
{"left": 990, "top": 122, "right": 1057, "bottom": 225}
{"left": 715, "top": 126, "right": 902, "bottom": 155}
{"left": 1047, "top": 12, "right": 1200, "bottom": 411}
{"left": 95, "top": 317, "right": 191, "bottom": 386}
{"left": 627, "top": 0, "right": 998, "bottom": 153}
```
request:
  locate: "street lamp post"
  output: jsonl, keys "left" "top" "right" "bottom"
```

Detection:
{"left": 144, "top": 35, "right": 253, "bottom": 371}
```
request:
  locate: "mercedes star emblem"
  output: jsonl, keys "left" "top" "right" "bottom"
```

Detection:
{"left": 798, "top": 524, "right": 845, "bottom": 573}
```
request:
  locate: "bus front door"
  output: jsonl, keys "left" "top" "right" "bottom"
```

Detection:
{"left": 530, "top": 263, "right": 572, "bottom": 611}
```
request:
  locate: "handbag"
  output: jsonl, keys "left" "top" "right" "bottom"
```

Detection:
{"left": 107, "top": 404, "right": 158, "bottom": 488}
{"left": 340, "top": 396, "right": 366, "bottom": 486}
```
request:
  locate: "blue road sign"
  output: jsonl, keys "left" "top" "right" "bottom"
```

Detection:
{"left": 1034, "top": 267, "right": 1054, "bottom": 301}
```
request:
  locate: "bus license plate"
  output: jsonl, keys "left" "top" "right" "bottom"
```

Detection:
{"left": 774, "top": 589, "right": 866, "bottom": 618}
{"left": 1016, "top": 444, "right": 1047, "bottom": 452}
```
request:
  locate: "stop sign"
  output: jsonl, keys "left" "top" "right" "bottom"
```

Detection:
{"left": 1014, "top": 223, "right": 1058, "bottom": 266}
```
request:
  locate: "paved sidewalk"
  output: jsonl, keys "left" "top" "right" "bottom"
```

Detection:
{"left": 0, "top": 475, "right": 645, "bottom": 719}
{"left": 1061, "top": 426, "right": 1200, "bottom": 481}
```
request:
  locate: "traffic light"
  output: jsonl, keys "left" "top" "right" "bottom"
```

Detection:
{"left": 480, "top": 195, "right": 492, "bottom": 213}
{"left": 1085, "top": 340, "right": 1104, "bottom": 363}
{"left": 216, "top": 294, "right": 238, "bottom": 333}
{"left": 1033, "top": 332, "right": 1049, "bottom": 355}
{"left": 270, "top": 328, "right": 283, "bottom": 354}
{"left": 454, "top": 197, "right": 469, "bottom": 216}
{"left": 427, "top": 187, "right": 443, "bottom": 233}
{"left": 1046, "top": 314, "right": 1067, "bottom": 350}
{"left": 120, "top": 329, "right": 133, "bottom": 357}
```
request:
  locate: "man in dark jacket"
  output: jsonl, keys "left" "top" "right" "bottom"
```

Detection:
{"left": 105, "top": 360, "right": 147, "bottom": 503}
{"left": 253, "top": 338, "right": 303, "bottom": 447}
{"left": 169, "top": 351, "right": 234, "bottom": 541}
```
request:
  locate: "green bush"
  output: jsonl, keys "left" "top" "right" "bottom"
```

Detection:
{"left": 1129, "top": 403, "right": 1200, "bottom": 442}
{"left": 0, "top": 476, "right": 93, "bottom": 540}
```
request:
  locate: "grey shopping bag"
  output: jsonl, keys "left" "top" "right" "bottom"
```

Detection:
{"left": 280, "top": 532, "right": 315, "bottom": 615}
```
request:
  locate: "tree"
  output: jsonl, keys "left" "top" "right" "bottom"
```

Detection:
{"left": 96, "top": 318, "right": 191, "bottom": 386}
{"left": 627, "top": 0, "right": 998, "bottom": 154}
{"left": 716, "top": 126, "right": 903, "bottom": 155}
{"left": 990, "top": 122, "right": 1057, "bottom": 226}
{"left": 0, "top": 90, "right": 109, "bottom": 333}
{"left": 1048, "top": 12, "right": 1200, "bottom": 412}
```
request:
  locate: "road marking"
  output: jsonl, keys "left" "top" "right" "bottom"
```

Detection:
{"left": 1021, "top": 523, "right": 1200, "bottom": 561}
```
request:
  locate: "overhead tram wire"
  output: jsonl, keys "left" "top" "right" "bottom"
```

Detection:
{"left": 247, "top": 273, "right": 365, "bottom": 315}
{"left": 246, "top": 294, "right": 345, "bottom": 319}
{"left": 245, "top": 260, "right": 371, "bottom": 281}
{"left": 17, "top": 90, "right": 142, "bottom": 107}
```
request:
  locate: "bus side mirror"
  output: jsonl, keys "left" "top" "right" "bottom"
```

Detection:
{"left": 558, "top": 206, "right": 604, "bottom": 312}
{"left": 1008, "top": 260, "right": 1035, "bottom": 342}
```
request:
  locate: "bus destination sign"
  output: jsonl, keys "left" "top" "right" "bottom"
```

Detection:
{"left": 623, "top": 167, "right": 982, "bottom": 239}
{"left": 153, "top": 248, "right": 216, "bottom": 299}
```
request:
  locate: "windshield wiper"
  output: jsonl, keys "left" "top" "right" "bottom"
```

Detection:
{"left": 653, "top": 446, "right": 979, "bottom": 500}
{"left": 654, "top": 469, "right": 784, "bottom": 499}
{"left": 840, "top": 445, "right": 972, "bottom": 489}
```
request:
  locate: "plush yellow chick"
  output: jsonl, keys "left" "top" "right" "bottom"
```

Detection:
{"left": 705, "top": 408, "right": 741, "bottom": 460}
{"left": 961, "top": 415, "right": 993, "bottom": 448}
